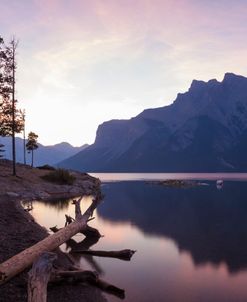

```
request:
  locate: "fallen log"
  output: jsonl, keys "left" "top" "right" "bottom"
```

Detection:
{"left": 65, "top": 213, "right": 102, "bottom": 237}
{"left": 50, "top": 270, "right": 98, "bottom": 285}
{"left": 0, "top": 195, "right": 100, "bottom": 284}
{"left": 28, "top": 255, "right": 125, "bottom": 301}
{"left": 28, "top": 252, "right": 57, "bottom": 302}
{"left": 72, "top": 249, "right": 136, "bottom": 261}
{"left": 50, "top": 226, "right": 104, "bottom": 274}
{"left": 96, "top": 279, "right": 125, "bottom": 299}
{"left": 52, "top": 269, "right": 125, "bottom": 299}
{"left": 51, "top": 222, "right": 102, "bottom": 238}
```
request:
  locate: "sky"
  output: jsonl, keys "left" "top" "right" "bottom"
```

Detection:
{"left": 1, "top": 0, "right": 247, "bottom": 146}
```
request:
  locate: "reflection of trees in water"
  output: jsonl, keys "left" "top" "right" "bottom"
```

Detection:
{"left": 98, "top": 181, "right": 247, "bottom": 274}
{"left": 34, "top": 198, "right": 71, "bottom": 211}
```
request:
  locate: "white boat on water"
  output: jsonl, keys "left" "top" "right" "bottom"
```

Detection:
{"left": 216, "top": 179, "right": 224, "bottom": 189}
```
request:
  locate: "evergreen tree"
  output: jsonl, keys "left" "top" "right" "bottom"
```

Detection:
{"left": 0, "top": 143, "right": 4, "bottom": 158}
{"left": 0, "top": 98, "right": 23, "bottom": 136}
{"left": 5, "top": 38, "right": 18, "bottom": 175}
{"left": 0, "top": 36, "right": 7, "bottom": 136}
{"left": 26, "top": 132, "right": 38, "bottom": 167}
{"left": 0, "top": 36, "right": 7, "bottom": 100}
{"left": 0, "top": 36, "right": 23, "bottom": 175}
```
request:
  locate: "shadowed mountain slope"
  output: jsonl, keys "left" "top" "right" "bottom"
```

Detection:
{"left": 59, "top": 73, "right": 247, "bottom": 172}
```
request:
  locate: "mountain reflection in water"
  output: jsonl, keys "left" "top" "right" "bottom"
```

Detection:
{"left": 97, "top": 181, "right": 247, "bottom": 274}
{"left": 31, "top": 178, "right": 247, "bottom": 302}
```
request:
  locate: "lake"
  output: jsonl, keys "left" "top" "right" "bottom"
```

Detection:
{"left": 29, "top": 173, "right": 247, "bottom": 302}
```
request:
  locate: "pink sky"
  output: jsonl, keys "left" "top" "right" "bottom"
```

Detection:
{"left": 1, "top": 0, "right": 247, "bottom": 145}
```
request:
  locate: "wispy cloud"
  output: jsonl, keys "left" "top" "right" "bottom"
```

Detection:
{"left": 1, "top": 0, "right": 247, "bottom": 145}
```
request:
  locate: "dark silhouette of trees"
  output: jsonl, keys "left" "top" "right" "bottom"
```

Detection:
{"left": 0, "top": 36, "right": 23, "bottom": 175}
{"left": 0, "top": 98, "right": 23, "bottom": 136}
{"left": 0, "top": 36, "right": 7, "bottom": 136}
{"left": 0, "top": 36, "right": 8, "bottom": 101}
{"left": 20, "top": 109, "right": 26, "bottom": 164}
{"left": 5, "top": 38, "right": 18, "bottom": 175}
{"left": 0, "top": 143, "right": 4, "bottom": 158}
{"left": 26, "top": 131, "right": 38, "bottom": 167}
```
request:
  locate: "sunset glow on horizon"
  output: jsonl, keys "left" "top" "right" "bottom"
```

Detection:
{"left": 1, "top": 0, "right": 247, "bottom": 146}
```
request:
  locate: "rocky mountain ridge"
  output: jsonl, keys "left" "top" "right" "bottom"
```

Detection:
{"left": 59, "top": 73, "right": 247, "bottom": 172}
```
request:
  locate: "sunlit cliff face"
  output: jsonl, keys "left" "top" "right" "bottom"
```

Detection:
{"left": 1, "top": 0, "right": 247, "bottom": 146}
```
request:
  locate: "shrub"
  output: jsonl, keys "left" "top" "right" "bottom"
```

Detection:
{"left": 37, "top": 164, "right": 56, "bottom": 171}
{"left": 41, "top": 168, "right": 76, "bottom": 185}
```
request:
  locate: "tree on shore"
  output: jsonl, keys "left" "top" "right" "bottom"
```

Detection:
{"left": 0, "top": 143, "right": 4, "bottom": 158}
{"left": 20, "top": 109, "right": 26, "bottom": 164}
{"left": 5, "top": 38, "right": 19, "bottom": 175}
{"left": 26, "top": 131, "right": 38, "bottom": 167}
{"left": 0, "top": 36, "right": 7, "bottom": 100}
{"left": 0, "top": 36, "right": 7, "bottom": 135}
{"left": 0, "top": 36, "right": 23, "bottom": 175}
{"left": 0, "top": 98, "right": 23, "bottom": 136}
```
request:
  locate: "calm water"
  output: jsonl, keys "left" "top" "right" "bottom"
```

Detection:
{"left": 29, "top": 173, "right": 247, "bottom": 302}
{"left": 91, "top": 172, "right": 247, "bottom": 182}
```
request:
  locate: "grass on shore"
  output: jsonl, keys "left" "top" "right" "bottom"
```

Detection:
{"left": 41, "top": 168, "right": 76, "bottom": 185}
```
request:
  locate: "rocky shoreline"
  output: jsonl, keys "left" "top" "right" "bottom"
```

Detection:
{"left": 0, "top": 160, "right": 107, "bottom": 302}
{"left": 0, "top": 160, "right": 101, "bottom": 200}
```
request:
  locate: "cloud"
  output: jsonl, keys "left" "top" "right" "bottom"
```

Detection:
{"left": 1, "top": 0, "right": 247, "bottom": 145}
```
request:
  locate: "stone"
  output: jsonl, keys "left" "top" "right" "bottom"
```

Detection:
{"left": 6, "top": 192, "right": 20, "bottom": 197}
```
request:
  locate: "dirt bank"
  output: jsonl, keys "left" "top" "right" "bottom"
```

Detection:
{"left": 0, "top": 159, "right": 101, "bottom": 200}
{"left": 0, "top": 160, "right": 107, "bottom": 302}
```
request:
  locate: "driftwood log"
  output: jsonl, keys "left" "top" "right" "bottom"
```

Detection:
{"left": 51, "top": 269, "right": 125, "bottom": 299}
{"left": 72, "top": 249, "right": 136, "bottom": 261}
{"left": 28, "top": 252, "right": 57, "bottom": 302}
{"left": 0, "top": 195, "right": 100, "bottom": 284}
{"left": 1, "top": 192, "right": 135, "bottom": 301}
{"left": 50, "top": 225, "right": 104, "bottom": 274}
{"left": 50, "top": 224, "right": 101, "bottom": 238}
{"left": 28, "top": 256, "right": 125, "bottom": 300}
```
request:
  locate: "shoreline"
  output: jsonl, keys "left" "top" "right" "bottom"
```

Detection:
{"left": 0, "top": 160, "right": 101, "bottom": 200}
{"left": 0, "top": 160, "right": 107, "bottom": 302}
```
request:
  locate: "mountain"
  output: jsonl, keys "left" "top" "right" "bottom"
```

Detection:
{"left": 59, "top": 73, "right": 247, "bottom": 172}
{"left": 0, "top": 136, "right": 88, "bottom": 166}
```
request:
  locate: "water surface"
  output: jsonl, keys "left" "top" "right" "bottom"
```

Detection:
{"left": 30, "top": 173, "right": 247, "bottom": 302}
{"left": 91, "top": 172, "right": 247, "bottom": 182}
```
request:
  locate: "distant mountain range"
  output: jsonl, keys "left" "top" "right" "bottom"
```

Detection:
{"left": 0, "top": 136, "right": 88, "bottom": 166}
{"left": 59, "top": 73, "right": 247, "bottom": 172}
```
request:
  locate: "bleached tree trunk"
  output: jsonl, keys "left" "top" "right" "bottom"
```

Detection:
{"left": 0, "top": 196, "right": 100, "bottom": 284}
{"left": 28, "top": 252, "right": 57, "bottom": 302}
